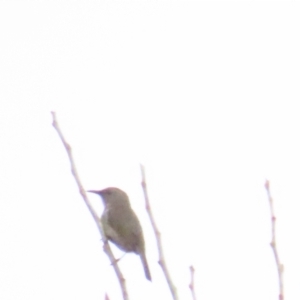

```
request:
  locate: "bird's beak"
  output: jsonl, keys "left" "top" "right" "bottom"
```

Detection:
{"left": 87, "top": 190, "right": 101, "bottom": 195}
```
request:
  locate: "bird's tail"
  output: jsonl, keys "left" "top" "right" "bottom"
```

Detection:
{"left": 140, "top": 252, "right": 152, "bottom": 281}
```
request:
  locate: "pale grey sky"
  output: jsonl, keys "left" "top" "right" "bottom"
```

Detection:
{"left": 1, "top": 1, "right": 300, "bottom": 300}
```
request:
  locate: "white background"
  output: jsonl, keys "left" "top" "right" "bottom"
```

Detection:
{"left": 1, "top": 1, "right": 300, "bottom": 299}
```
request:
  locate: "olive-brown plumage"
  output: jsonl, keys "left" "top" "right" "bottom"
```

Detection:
{"left": 88, "top": 187, "right": 151, "bottom": 281}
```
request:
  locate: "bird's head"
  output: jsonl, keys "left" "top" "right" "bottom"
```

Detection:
{"left": 87, "top": 187, "right": 131, "bottom": 208}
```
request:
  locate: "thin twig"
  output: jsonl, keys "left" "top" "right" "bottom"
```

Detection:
{"left": 265, "top": 180, "right": 284, "bottom": 300}
{"left": 140, "top": 164, "right": 178, "bottom": 300}
{"left": 189, "top": 265, "right": 197, "bottom": 300}
{"left": 51, "top": 111, "right": 128, "bottom": 300}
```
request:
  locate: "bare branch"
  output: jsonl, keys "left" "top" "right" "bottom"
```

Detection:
{"left": 51, "top": 111, "right": 129, "bottom": 300}
{"left": 265, "top": 179, "right": 284, "bottom": 300}
{"left": 140, "top": 164, "right": 178, "bottom": 300}
{"left": 189, "top": 265, "right": 197, "bottom": 300}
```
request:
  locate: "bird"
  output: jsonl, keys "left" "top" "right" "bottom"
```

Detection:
{"left": 87, "top": 187, "right": 151, "bottom": 281}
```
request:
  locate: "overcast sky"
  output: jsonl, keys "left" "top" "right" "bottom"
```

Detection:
{"left": 1, "top": 1, "right": 300, "bottom": 300}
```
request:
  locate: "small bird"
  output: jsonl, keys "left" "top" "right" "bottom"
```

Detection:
{"left": 87, "top": 187, "right": 151, "bottom": 281}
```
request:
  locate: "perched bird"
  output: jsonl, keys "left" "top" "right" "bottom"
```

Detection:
{"left": 87, "top": 187, "right": 151, "bottom": 281}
